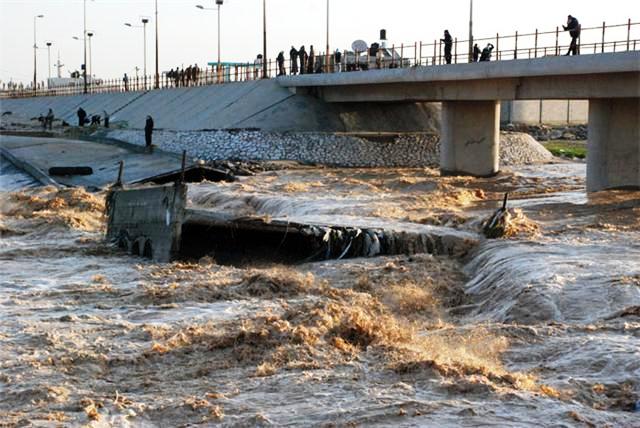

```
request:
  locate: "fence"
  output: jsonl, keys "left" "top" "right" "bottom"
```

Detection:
{"left": 1, "top": 19, "right": 638, "bottom": 99}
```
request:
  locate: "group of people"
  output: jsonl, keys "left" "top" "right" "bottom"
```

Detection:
{"left": 76, "top": 107, "right": 110, "bottom": 128}
{"left": 167, "top": 65, "right": 202, "bottom": 87}
{"left": 280, "top": 46, "right": 343, "bottom": 76}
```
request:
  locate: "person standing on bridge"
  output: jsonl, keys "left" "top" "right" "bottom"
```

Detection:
{"left": 123, "top": 73, "right": 129, "bottom": 91}
{"left": 299, "top": 46, "right": 308, "bottom": 75}
{"left": 145, "top": 116, "right": 154, "bottom": 149}
{"left": 290, "top": 46, "right": 299, "bottom": 75}
{"left": 334, "top": 49, "right": 342, "bottom": 72}
{"left": 307, "top": 45, "right": 315, "bottom": 74}
{"left": 563, "top": 15, "right": 581, "bottom": 56}
{"left": 473, "top": 44, "right": 481, "bottom": 62}
{"left": 277, "top": 52, "right": 286, "bottom": 76}
{"left": 441, "top": 30, "right": 453, "bottom": 64}
{"left": 479, "top": 43, "right": 494, "bottom": 62}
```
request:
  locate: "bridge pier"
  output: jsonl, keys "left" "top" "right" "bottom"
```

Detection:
{"left": 587, "top": 98, "right": 640, "bottom": 192}
{"left": 440, "top": 100, "right": 500, "bottom": 177}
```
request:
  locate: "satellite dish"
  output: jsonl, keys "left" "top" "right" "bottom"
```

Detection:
{"left": 351, "top": 40, "right": 368, "bottom": 52}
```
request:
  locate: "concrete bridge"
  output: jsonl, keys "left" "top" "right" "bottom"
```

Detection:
{"left": 279, "top": 52, "right": 640, "bottom": 192}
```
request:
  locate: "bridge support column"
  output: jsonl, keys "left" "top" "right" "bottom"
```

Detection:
{"left": 587, "top": 98, "right": 640, "bottom": 192}
{"left": 440, "top": 101, "right": 500, "bottom": 177}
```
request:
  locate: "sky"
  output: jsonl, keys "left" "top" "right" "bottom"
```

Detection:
{"left": 0, "top": 0, "right": 637, "bottom": 84}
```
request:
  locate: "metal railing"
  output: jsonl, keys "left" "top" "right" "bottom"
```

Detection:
{"left": 1, "top": 19, "right": 638, "bottom": 99}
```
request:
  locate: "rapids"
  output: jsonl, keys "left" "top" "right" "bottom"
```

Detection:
{"left": 0, "top": 161, "right": 638, "bottom": 426}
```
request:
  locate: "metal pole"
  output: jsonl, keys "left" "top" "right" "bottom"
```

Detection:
{"left": 88, "top": 34, "right": 92, "bottom": 84}
{"left": 262, "top": 0, "right": 267, "bottom": 78}
{"left": 47, "top": 43, "right": 52, "bottom": 81}
{"left": 468, "top": 0, "right": 473, "bottom": 62}
{"left": 33, "top": 16, "right": 37, "bottom": 91}
{"left": 326, "top": 0, "right": 330, "bottom": 72}
{"left": 602, "top": 21, "right": 606, "bottom": 53}
{"left": 217, "top": 2, "right": 221, "bottom": 68}
{"left": 143, "top": 20, "right": 148, "bottom": 89}
{"left": 155, "top": 0, "right": 159, "bottom": 89}
{"left": 628, "top": 18, "right": 632, "bottom": 51}
{"left": 83, "top": 0, "right": 87, "bottom": 94}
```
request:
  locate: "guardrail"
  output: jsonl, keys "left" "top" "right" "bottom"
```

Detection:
{"left": 1, "top": 18, "right": 638, "bottom": 99}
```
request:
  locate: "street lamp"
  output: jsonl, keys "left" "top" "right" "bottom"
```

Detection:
{"left": 196, "top": 0, "right": 224, "bottom": 72}
{"left": 125, "top": 18, "right": 150, "bottom": 89}
{"left": 87, "top": 32, "right": 94, "bottom": 82}
{"left": 155, "top": 0, "right": 159, "bottom": 89}
{"left": 33, "top": 14, "right": 44, "bottom": 91}
{"left": 46, "top": 42, "right": 52, "bottom": 82}
{"left": 326, "top": 0, "right": 330, "bottom": 71}
{"left": 262, "top": 0, "right": 267, "bottom": 78}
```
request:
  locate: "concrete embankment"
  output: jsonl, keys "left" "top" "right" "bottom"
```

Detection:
{"left": 0, "top": 79, "right": 440, "bottom": 133}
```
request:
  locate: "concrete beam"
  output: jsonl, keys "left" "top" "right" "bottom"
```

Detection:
{"left": 315, "top": 72, "right": 639, "bottom": 103}
{"left": 440, "top": 101, "right": 500, "bottom": 177}
{"left": 587, "top": 98, "right": 640, "bottom": 192}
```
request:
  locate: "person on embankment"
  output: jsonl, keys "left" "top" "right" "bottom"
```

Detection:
{"left": 77, "top": 108, "right": 87, "bottom": 127}
{"left": 277, "top": 52, "right": 286, "bottom": 76}
{"left": 441, "top": 30, "right": 453, "bottom": 64}
{"left": 290, "top": 46, "right": 299, "bottom": 75}
{"left": 145, "top": 116, "right": 154, "bottom": 150}
{"left": 299, "top": 46, "right": 308, "bottom": 75}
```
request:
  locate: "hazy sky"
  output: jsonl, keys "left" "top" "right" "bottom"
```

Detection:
{"left": 0, "top": 0, "right": 637, "bottom": 83}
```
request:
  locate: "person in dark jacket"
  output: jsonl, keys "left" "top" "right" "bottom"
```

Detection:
{"left": 45, "top": 108, "right": 54, "bottom": 130}
{"left": 277, "top": 52, "right": 286, "bottom": 76}
{"left": 289, "top": 46, "right": 299, "bottom": 75}
{"left": 103, "top": 110, "right": 110, "bottom": 128}
{"left": 563, "top": 15, "right": 581, "bottom": 55}
{"left": 299, "top": 46, "right": 308, "bottom": 75}
{"left": 473, "top": 44, "right": 481, "bottom": 62}
{"left": 145, "top": 116, "right": 154, "bottom": 148}
{"left": 334, "top": 49, "right": 342, "bottom": 72}
{"left": 77, "top": 107, "right": 87, "bottom": 127}
{"left": 441, "top": 30, "right": 453, "bottom": 64}
{"left": 307, "top": 45, "right": 315, "bottom": 74}
{"left": 479, "top": 43, "right": 494, "bottom": 62}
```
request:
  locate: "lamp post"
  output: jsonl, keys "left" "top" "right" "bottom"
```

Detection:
{"left": 155, "top": 0, "right": 159, "bottom": 88}
{"left": 83, "top": 0, "right": 87, "bottom": 93}
{"left": 196, "top": 1, "right": 223, "bottom": 72}
{"left": 33, "top": 14, "right": 44, "bottom": 91}
{"left": 87, "top": 32, "right": 94, "bottom": 82}
{"left": 262, "top": 0, "right": 267, "bottom": 78}
{"left": 125, "top": 18, "right": 150, "bottom": 89}
{"left": 46, "top": 42, "right": 52, "bottom": 81}
{"left": 326, "top": 0, "right": 330, "bottom": 71}
{"left": 468, "top": 0, "right": 474, "bottom": 62}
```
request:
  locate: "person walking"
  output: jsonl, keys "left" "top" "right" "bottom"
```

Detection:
{"left": 479, "top": 43, "right": 494, "bottom": 62}
{"left": 77, "top": 107, "right": 87, "bottom": 127}
{"left": 289, "top": 46, "right": 299, "bottom": 75}
{"left": 299, "top": 46, "right": 308, "bottom": 75}
{"left": 307, "top": 45, "right": 315, "bottom": 74}
{"left": 473, "top": 44, "right": 481, "bottom": 62}
{"left": 123, "top": 73, "right": 129, "bottom": 91}
{"left": 441, "top": 30, "right": 453, "bottom": 64}
{"left": 563, "top": 15, "right": 581, "bottom": 56}
{"left": 277, "top": 52, "right": 286, "bottom": 76}
{"left": 144, "top": 115, "right": 154, "bottom": 149}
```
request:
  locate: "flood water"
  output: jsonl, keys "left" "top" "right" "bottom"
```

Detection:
{"left": 0, "top": 160, "right": 639, "bottom": 426}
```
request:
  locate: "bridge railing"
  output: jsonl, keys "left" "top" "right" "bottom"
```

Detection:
{"left": 1, "top": 19, "right": 638, "bottom": 100}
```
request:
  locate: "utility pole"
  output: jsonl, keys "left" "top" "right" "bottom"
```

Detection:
{"left": 217, "top": 0, "right": 223, "bottom": 70}
{"left": 468, "top": 0, "right": 474, "bottom": 62}
{"left": 262, "top": 0, "right": 267, "bottom": 78}
{"left": 142, "top": 18, "right": 149, "bottom": 89}
{"left": 87, "top": 32, "right": 94, "bottom": 82}
{"left": 155, "top": 0, "right": 159, "bottom": 88}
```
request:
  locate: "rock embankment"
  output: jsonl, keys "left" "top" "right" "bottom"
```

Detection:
{"left": 106, "top": 129, "right": 553, "bottom": 168}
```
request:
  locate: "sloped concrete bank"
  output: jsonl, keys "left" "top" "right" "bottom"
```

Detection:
{"left": 106, "top": 129, "right": 553, "bottom": 168}
{"left": 0, "top": 79, "right": 439, "bottom": 133}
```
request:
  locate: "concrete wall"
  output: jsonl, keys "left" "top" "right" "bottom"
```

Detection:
{"left": 501, "top": 100, "right": 589, "bottom": 125}
{"left": 106, "top": 183, "right": 187, "bottom": 262}
{"left": 0, "top": 80, "right": 440, "bottom": 133}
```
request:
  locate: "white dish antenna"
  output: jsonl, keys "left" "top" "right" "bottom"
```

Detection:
{"left": 351, "top": 40, "right": 368, "bottom": 52}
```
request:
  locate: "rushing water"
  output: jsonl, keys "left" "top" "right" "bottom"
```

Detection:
{"left": 1, "top": 162, "right": 639, "bottom": 426}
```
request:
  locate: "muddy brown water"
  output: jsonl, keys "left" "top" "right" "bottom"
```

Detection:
{"left": 0, "top": 162, "right": 639, "bottom": 426}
